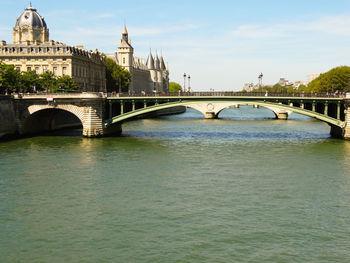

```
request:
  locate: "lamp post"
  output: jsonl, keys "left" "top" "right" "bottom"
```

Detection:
{"left": 258, "top": 72, "right": 263, "bottom": 93}
{"left": 183, "top": 73, "right": 187, "bottom": 92}
{"left": 188, "top": 75, "right": 191, "bottom": 92}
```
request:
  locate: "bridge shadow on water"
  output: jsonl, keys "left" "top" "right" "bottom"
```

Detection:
{"left": 123, "top": 130, "right": 330, "bottom": 140}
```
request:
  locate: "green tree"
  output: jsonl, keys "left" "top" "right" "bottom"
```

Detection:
{"left": 308, "top": 66, "right": 350, "bottom": 93}
{"left": 39, "top": 71, "right": 57, "bottom": 93}
{"left": 105, "top": 57, "right": 131, "bottom": 93}
{"left": 169, "top": 82, "right": 182, "bottom": 93}
{"left": 0, "top": 62, "right": 21, "bottom": 94}
{"left": 57, "top": 75, "right": 78, "bottom": 91}
{"left": 21, "top": 70, "right": 40, "bottom": 93}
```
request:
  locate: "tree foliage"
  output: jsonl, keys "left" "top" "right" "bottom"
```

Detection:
{"left": 244, "top": 66, "right": 350, "bottom": 94}
{"left": 57, "top": 75, "right": 79, "bottom": 91}
{"left": 308, "top": 66, "right": 350, "bottom": 93}
{"left": 0, "top": 62, "right": 21, "bottom": 94}
{"left": 105, "top": 57, "right": 131, "bottom": 93}
{"left": 169, "top": 82, "right": 182, "bottom": 93}
{"left": 21, "top": 70, "right": 39, "bottom": 93}
{"left": 0, "top": 62, "right": 78, "bottom": 94}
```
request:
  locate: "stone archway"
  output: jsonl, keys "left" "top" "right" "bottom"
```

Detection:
{"left": 22, "top": 107, "right": 83, "bottom": 135}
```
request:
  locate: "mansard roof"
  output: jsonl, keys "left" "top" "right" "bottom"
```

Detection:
{"left": 15, "top": 3, "right": 47, "bottom": 28}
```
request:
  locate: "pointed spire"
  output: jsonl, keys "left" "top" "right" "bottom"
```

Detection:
{"left": 160, "top": 51, "right": 166, "bottom": 70}
{"left": 123, "top": 24, "right": 128, "bottom": 34}
{"left": 146, "top": 50, "right": 155, "bottom": 70}
{"left": 122, "top": 23, "right": 129, "bottom": 43}
{"left": 154, "top": 51, "right": 160, "bottom": 70}
{"left": 27, "top": 1, "right": 35, "bottom": 10}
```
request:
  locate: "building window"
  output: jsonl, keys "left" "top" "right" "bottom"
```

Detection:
{"left": 27, "top": 67, "right": 31, "bottom": 72}
{"left": 63, "top": 58, "right": 66, "bottom": 61}
{"left": 123, "top": 57, "right": 125, "bottom": 64}
{"left": 53, "top": 58, "right": 57, "bottom": 61}
{"left": 16, "top": 58, "right": 20, "bottom": 61}
{"left": 9, "top": 58, "right": 12, "bottom": 61}
{"left": 35, "top": 58, "right": 39, "bottom": 61}
{"left": 53, "top": 67, "right": 57, "bottom": 76}
{"left": 43, "top": 66, "right": 47, "bottom": 72}
{"left": 16, "top": 67, "right": 20, "bottom": 71}
{"left": 63, "top": 67, "right": 67, "bottom": 75}
{"left": 35, "top": 67, "right": 39, "bottom": 74}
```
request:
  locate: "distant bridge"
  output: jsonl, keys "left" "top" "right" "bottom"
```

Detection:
{"left": 8, "top": 92, "right": 350, "bottom": 139}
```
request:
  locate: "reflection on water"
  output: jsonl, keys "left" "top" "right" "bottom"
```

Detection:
{"left": 1, "top": 107, "right": 350, "bottom": 263}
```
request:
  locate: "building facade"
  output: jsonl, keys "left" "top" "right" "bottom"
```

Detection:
{"left": 108, "top": 26, "right": 169, "bottom": 94}
{"left": 0, "top": 4, "right": 106, "bottom": 92}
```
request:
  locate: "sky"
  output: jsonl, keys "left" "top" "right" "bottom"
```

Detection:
{"left": 1, "top": 0, "right": 350, "bottom": 91}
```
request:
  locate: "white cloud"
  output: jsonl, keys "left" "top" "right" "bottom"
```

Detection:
{"left": 305, "top": 15, "right": 350, "bottom": 36}
{"left": 231, "top": 14, "right": 350, "bottom": 40}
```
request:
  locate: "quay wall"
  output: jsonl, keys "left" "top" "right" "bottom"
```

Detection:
{"left": 0, "top": 96, "right": 17, "bottom": 139}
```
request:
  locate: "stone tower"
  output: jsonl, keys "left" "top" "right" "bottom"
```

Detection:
{"left": 13, "top": 3, "right": 49, "bottom": 44}
{"left": 117, "top": 25, "right": 134, "bottom": 73}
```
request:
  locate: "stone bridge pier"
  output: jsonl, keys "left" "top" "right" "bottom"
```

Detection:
{"left": 14, "top": 93, "right": 119, "bottom": 138}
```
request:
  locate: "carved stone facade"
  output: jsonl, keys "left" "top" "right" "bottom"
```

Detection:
{"left": 0, "top": 4, "right": 106, "bottom": 92}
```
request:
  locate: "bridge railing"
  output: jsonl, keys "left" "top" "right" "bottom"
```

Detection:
{"left": 107, "top": 91, "right": 346, "bottom": 98}
{"left": 5, "top": 91, "right": 346, "bottom": 99}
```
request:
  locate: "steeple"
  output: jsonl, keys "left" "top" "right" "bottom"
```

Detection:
{"left": 123, "top": 24, "right": 128, "bottom": 34}
{"left": 122, "top": 24, "right": 128, "bottom": 42}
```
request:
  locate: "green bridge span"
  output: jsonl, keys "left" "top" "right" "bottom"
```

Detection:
{"left": 105, "top": 94, "right": 348, "bottom": 138}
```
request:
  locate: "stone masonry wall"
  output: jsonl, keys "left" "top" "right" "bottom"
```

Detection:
{"left": 0, "top": 96, "right": 17, "bottom": 139}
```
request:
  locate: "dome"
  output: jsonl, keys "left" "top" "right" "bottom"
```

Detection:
{"left": 15, "top": 4, "right": 47, "bottom": 28}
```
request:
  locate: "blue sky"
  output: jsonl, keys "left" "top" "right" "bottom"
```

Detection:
{"left": 1, "top": 0, "right": 350, "bottom": 91}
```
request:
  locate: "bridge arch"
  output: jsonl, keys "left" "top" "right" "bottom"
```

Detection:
{"left": 27, "top": 104, "right": 85, "bottom": 123}
{"left": 107, "top": 100, "right": 345, "bottom": 128}
{"left": 22, "top": 105, "right": 84, "bottom": 135}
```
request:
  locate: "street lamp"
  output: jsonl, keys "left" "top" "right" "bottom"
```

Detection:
{"left": 258, "top": 72, "right": 263, "bottom": 92}
{"left": 188, "top": 75, "right": 191, "bottom": 92}
{"left": 183, "top": 73, "right": 187, "bottom": 92}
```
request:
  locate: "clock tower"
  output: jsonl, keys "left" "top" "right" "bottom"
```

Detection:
{"left": 13, "top": 3, "right": 49, "bottom": 44}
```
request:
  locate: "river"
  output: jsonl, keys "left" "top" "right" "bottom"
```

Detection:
{"left": 1, "top": 106, "right": 350, "bottom": 262}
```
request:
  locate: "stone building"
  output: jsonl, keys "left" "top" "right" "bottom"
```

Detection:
{"left": 108, "top": 26, "right": 169, "bottom": 94}
{"left": 0, "top": 3, "right": 106, "bottom": 92}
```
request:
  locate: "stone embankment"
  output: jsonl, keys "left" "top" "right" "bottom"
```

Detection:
{"left": 0, "top": 96, "right": 17, "bottom": 140}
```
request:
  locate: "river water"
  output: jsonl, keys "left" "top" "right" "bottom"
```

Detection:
{"left": 1, "top": 107, "right": 350, "bottom": 262}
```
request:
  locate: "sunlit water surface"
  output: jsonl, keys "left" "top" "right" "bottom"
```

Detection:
{"left": 1, "top": 107, "right": 350, "bottom": 262}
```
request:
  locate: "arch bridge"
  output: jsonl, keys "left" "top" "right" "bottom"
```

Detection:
{"left": 10, "top": 92, "right": 350, "bottom": 139}
{"left": 106, "top": 93, "right": 350, "bottom": 139}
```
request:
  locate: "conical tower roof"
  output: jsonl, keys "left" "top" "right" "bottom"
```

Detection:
{"left": 160, "top": 55, "right": 166, "bottom": 70}
{"left": 146, "top": 51, "right": 154, "bottom": 70}
{"left": 154, "top": 52, "right": 160, "bottom": 70}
